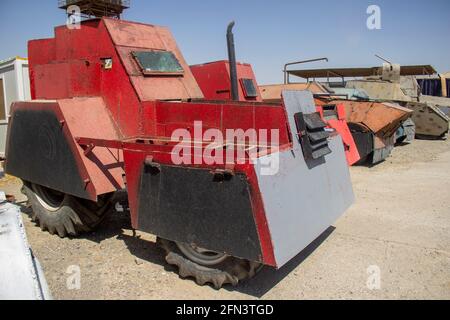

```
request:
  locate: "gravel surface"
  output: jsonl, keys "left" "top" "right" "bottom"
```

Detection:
{"left": 1, "top": 138, "right": 449, "bottom": 300}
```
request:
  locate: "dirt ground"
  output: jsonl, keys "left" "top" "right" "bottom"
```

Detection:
{"left": 1, "top": 138, "right": 449, "bottom": 300}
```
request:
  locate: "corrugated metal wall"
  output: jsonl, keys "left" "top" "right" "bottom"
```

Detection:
{"left": 417, "top": 79, "right": 442, "bottom": 96}
{"left": 447, "top": 79, "right": 450, "bottom": 98}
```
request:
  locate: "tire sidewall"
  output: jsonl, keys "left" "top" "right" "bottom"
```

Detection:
{"left": 23, "top": 183, "right": 86, "bottom": 235}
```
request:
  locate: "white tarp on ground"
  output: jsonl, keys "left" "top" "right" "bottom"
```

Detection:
{"left": 0, "top": 192, "right": 52, "bottom": 300}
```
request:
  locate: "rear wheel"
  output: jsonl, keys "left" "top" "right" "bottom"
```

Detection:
{"left": 158, "top": 238, "right": 262, "bottom": 289}
{"left": 22, "top": 182, "right": 113, "bottom": 238}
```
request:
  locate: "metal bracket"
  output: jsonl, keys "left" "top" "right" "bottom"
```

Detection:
{"left": 144, "top": 156, "right": 161, "bottom": 175}
{"left": 83, "top": 143, "right": 95, "bottom": 156}
{"left": 294, "top": 112, "right": 332, "bottom": 162}
{"left": 211, "top": 169, "right": 234, "bottom": 182}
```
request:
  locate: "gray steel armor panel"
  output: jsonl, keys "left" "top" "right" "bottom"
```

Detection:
{"left": 255, "top": 91, "right": 354, "bottom": 267}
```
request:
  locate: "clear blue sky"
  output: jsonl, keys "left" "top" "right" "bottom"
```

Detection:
{"left": 1, "top": 0, "right": 449, "bottom": 84}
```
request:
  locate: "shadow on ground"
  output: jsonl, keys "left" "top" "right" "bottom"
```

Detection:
{"left": 83, "top": 209, "right": 167, "bottom": 267}
{"left": 231, "top": 226, "right": 335, "bottom": 298}
{"left": 118, "top": 226, "right": 335, "bottom": 298}
{"left": 121, "top": 217, "right": 335, "bottom": 297}
{"left": 21, "top": 202, "right": 335, "bottom": 297}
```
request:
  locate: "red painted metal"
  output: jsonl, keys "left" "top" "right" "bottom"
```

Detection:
{"left": 8, "top": 98, "right": 125, "bottom": 200}
{"left": 28, "top": 18, "right": 203, "bottom": 138}
{"left": 191, "top": 60, "right": 263, "bottom": 102}
{"left": 7, "top": 101, "right": 98, "bottom": 200}
{"left": 58, "top": 97, "right": 125, "bottom": 195}
{"left": 154, "top": 100, "right": 291, "bottom": 147}
{"left": 316, "top": 104, "right": 361, "bottom": 166}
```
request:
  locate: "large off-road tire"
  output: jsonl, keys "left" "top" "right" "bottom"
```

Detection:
{"left": 22, "top": 182, "right": 113, "bottom": 238}
{"left": 158, "top": 238, "right": 262, "bottom": 289}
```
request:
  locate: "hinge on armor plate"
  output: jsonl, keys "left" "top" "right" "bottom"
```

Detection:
{"left": 294, "top": 112, "right": 332, "bottom": 163}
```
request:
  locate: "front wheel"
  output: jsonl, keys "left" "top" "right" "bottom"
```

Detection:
{"left": 158, "top": 238, "right": 262, "bottom": 289}
{"left": 22, "top": 182, "right": 113, "bottom": 238}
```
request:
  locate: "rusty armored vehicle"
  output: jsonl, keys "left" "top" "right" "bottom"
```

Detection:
{"left": 411, "top": 72, "right": 450, "bottom": 117}
{"left": 4, "top": 2, "right": 354, "bottom": 289}
{"left": 259, "top": 81, "right": 412, "bottom": 165}
{"left": 338, "top": 63, "right": 449, "bottom": 139}
{"left": 278, "top": 62, "right": 450, "bottom": 139}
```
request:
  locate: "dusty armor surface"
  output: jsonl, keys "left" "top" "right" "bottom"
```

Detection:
{"left": 404, "top": 102, "right": 449, "bottom": 138}
{"left": 281, "top": 62, "right": 449, "bottom": 139}
{"left": 419, "top": 95, "right": 450, "bottom": 117}
{"left": 346, "top": 67, "right": 449, "bottom": 139}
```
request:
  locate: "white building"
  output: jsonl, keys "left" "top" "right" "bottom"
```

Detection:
{"left": 0, "top": 57, "right": 31, "bottom": 157}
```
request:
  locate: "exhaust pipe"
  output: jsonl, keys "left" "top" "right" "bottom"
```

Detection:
{"left": 227, "top": 21, "right": 239, "bottom": 101}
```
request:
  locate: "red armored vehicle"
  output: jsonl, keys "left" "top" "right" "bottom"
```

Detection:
{"left": 5, "top": 7, "right": 353, "bottom": 288}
